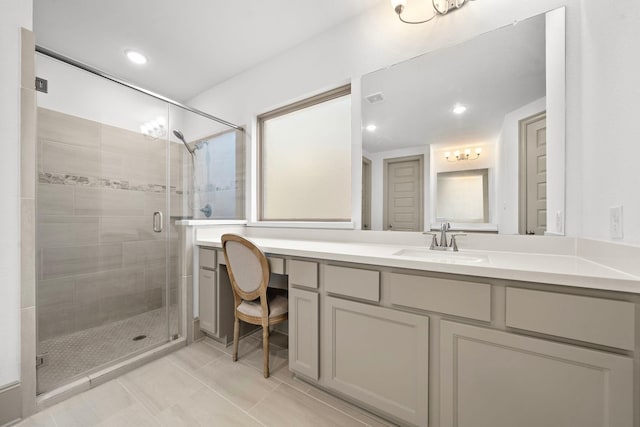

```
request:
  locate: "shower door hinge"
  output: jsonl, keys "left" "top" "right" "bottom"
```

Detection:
{"left": 35, "top": 77, "right": 48, "bottom": 93}
{"left": 36, "top": 353, "right": 49, "bottom": 368}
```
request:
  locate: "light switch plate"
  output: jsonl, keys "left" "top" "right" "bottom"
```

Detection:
{"left": 609, "top": 205, "right": 623, "bottom": 239}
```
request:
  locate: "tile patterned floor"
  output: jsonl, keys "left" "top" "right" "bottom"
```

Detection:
{"left": 20, "top": 332, "right": 396, "bottom": 427}
{"left": 38, "top": 306, "right": 179, "bottom": 394}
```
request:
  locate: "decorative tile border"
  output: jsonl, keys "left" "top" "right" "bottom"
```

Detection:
{"left": 39, "top": 172, "right": 180, "bottom": 193}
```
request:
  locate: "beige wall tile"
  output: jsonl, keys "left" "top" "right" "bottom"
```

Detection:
{"left": 41, "top": 245, "right": 100, "bottom": 280}
{"left": 38, "top": 277, "right": 75, "bottom": 307}
{"left": 38, "top": 216, "right": 99, "bottom": 248}
{"left": 122, "top": 240, "right": 166, "bottom": 267}
{"left": 38, "top": 108, "right": 101, "bottom": 147}
{"left": 100, "top": 150, "right": 125, "bottom": 181}
{"left": 38, "top": 300, "right": 75, "bottom": 340}
{"left": 101, "top": 123, "right": 147, "bottom": 155}
{"left": 99, "top": 244, "right": 123, "bottom": 271}
{"left": 21, "top": 88, "right": 36, "bottom": 199}
{"left": 42, "top": 140, "right": 100, "bottom": 177}
{"left": 38, "top": 184, "right": 74, "bottom": 216}
{"left": 100, "top": 216, "right": 157, "bottom": 243}
{"left": 75, "top": 187, "right": 145, "bottom": 216}
{"left": 21, "top": 199, "right": 36, "bottom": 308}
{"left": 21, "top": 28, "right": 35, "bottom": 90}
{"left": 21, "top": 306, "right": 37, "bottom": 417}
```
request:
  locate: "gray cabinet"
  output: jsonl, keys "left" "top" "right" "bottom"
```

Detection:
{"left": 439, "top": 320, "right": 634, "bottom": 427}
{"left": 198, "top": 247, "right": 234, "bottom": 342}
{"left": 323, "top": 296, "right": 429, "bottom": 427}
{"left": 288, "top": 287, "right": 319, "bottom": 380}
{"left": 198, "top": 248, "right": 217, "bottom": 336}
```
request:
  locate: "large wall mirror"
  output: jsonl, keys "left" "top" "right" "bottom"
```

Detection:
{"left": 361, "top": 8, "right": 565, "bottom": 235}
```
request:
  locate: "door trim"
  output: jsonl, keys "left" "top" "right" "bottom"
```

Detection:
{"left": 383, "top": 155, "right": 424, "bottom": 231}
{"left": 518, "top": 111, "right": 546, "bottom": 235}
{"left": 362, "top": 157, "right": 372, "bottom": 230}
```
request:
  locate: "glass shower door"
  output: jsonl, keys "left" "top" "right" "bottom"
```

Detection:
{"left": 35, "top": 53, "right": 179, "bottom": 394}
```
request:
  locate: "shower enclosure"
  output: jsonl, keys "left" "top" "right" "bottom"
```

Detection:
{"left": 34, "top": 50, "right": 242, "bottom": 394}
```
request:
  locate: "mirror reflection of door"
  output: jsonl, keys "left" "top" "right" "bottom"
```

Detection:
{"left": 383, "top": 155, "right": 423, "bottom": 231}
{"left": 362, "top": 157, "right": 372, "bottom": 230}
{"left": 519, "top": 112, "right": 547, "bottom": 235}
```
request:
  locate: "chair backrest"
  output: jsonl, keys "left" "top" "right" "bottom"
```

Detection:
{"left": 221, "top": 234, "right": 270, "bottom": 303}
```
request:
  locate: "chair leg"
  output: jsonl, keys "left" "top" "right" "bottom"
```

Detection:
{"left": 233, "top": 317, "right": 240, "bottom": 362}
{"left": 262, "top": 325, "right": 270, "bottom": 378}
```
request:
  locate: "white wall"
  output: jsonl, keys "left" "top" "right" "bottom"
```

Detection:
{"left": 580, "top": 0, "right": 640, "bottom": 245}
{"left": 187, "top": 0, "right": 584, "bottom": 235}
{"left": 0, "top": 0, "right": 32, "bottom": 388}
{"left": 496, "top": 97, "right": 546, "bottom": 234}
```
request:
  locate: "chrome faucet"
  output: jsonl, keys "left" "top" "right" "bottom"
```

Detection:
{"left": 439, "top": 222, "right": 450, "bottom": 248}
{"left": 423, "top": 221, "right": 466, "bottom": 252}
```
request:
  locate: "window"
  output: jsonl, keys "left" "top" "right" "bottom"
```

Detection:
{"left": 258, "top": 85, "right": 351, "bottom": 221}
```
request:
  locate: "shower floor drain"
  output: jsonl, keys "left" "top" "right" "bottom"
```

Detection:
{"left": 132, "top": 335, "right": 147, "bottom": 341}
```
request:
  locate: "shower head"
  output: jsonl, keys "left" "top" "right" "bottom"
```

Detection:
{"left": 173, "top": 129, "right": 195, "bottom": 155}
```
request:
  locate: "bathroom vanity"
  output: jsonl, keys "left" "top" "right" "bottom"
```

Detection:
{"left": 197, "top": 233, "right": 640, "bottom": 427}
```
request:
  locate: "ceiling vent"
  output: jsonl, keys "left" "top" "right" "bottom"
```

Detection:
{"left": 365, "top": 92, "right": 384, "bottom": 104}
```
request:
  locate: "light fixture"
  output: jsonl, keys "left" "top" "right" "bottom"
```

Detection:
{"left": 452, "top": 104, "right": 467, "bottom": 115}
{"left": 445, "top": 147, "right": 481, "bottom": 162}
{"left": 125, "top": 49, "right": 147, "bottom": 65}
{"left": 391, "top": 0, "right": 469, "bottom": 25}
{"left": 140, "top": 116, "right": 167, "bottom": 138}
{"left": 366, "top": 124, "right": 377, "bottom": 132}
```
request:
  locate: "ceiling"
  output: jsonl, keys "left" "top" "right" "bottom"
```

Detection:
{"left": 362, "top": 14, "right": 546, "bottom": 153}
{"left": 33, "top": 0, "right": 383, "bottom": 102}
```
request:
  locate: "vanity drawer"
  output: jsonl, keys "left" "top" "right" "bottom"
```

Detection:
{"left": 506, "top": 287, "right": 636, "bottom": 350}
{"left": 199, "top": 247, "right": 217, "bottom": 270}
{"left": 288, "top": 260, "right": 318, "bottom": 289}
{"left": 268, "top": 257, "right": 285, "bottom": 275}
{"left": 388, "top": 273, "right": 491, "bottom": 321}
{"left": 324, "top": 265, "right": 380, "bottom": 302}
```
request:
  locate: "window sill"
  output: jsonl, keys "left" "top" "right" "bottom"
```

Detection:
{"left": 248, "top": 221, "right": 355, "bottom": 230}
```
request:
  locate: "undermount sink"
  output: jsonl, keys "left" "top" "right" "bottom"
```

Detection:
{"left": 392, "top": 248, "right": 488, "bottom": 264}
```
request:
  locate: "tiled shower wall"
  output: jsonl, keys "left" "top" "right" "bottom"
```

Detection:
{"left": 37, "top": 108, "right": 183, "bottom": 341}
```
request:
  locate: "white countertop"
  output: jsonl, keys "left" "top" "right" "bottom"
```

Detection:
{"left": 196, "top": 236, "right": 640, "bottom": 294}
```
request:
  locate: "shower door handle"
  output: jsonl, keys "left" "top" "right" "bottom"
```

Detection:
{"left": 153, "top": 211, "right": 163, "bottom": 233}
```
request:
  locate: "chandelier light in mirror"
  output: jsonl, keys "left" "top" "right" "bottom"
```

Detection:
{"left": 140, "top": 116, "right": 167, "bottom": 139}
{"left": 391, "top": 0, "right": 469, "bottom": 24}
{"left": 444, "top": 147, "right": 481, "bottom": 162}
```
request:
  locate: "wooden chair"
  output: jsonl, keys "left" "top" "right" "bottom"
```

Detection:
{"left": 221, "top": 233, "right": 288, "bottom": 378}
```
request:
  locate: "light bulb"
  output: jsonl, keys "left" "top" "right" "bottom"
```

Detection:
{"left": 454, "top": 150, "right": 461, "bottom": 158}
{"left": 125, "top": 49, "right": 147, "bottom": 65}
{"left": 366, "top": 124, "right": 377, "bottom": 132}
{"left": 444, "top": 151, "right": 451, "bottom": 159}
{"left": 452, "top": 104, "right": 467, "bottom": 115}
{"left": 464, "top": 149, "right": 471, "bottom": 156}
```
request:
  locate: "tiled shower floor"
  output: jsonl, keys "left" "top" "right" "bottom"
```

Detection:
{"left": 37, "top": 306, "right": 179, "bottom": 394}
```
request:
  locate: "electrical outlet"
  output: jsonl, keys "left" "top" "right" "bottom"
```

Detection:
{"left": 609, "top": 205, "right": 623, "bottom": 239}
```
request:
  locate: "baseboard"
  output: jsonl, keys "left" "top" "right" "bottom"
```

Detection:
{"left": 0, "top": 382, "right": 21, "bottom": 426}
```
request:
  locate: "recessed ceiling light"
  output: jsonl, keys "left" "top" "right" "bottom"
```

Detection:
{"left": 452, "top": 104, "right": 467, "bottom": 115}
{"left": 125, "top": 49, "right": 147, "bottom": 65}
{"left": 366, "top": 124, "right": 377, "bottom": 132}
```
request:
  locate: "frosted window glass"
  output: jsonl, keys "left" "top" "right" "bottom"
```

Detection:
{"left": 261, "top": 94, "right": 351, "bottom": 220}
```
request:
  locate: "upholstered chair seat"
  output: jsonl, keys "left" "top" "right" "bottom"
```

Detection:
{"left": 221, "top": 233, "right": 288, "bottom": 378}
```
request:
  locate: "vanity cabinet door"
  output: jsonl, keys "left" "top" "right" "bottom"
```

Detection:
{"left": 198, "top": 268, "right": 217, "bottom": 336}
{"left": 323, "top": 296, "right": 429, "bottom": 426}
{"left": 288, "top": 287, "right": 319, "bottom": 380}
{"left": 439, "top": 321, "right": 634, "bottom": 427}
